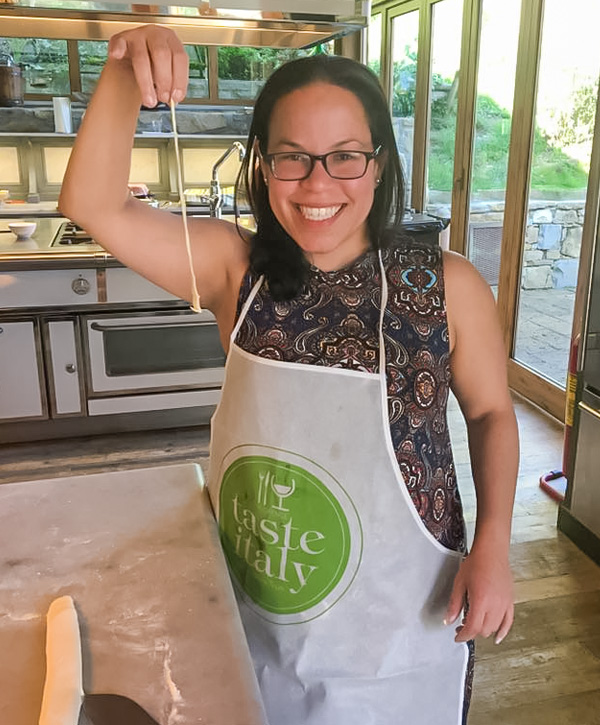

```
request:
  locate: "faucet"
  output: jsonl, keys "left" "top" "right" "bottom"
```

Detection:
{"left": 209, "top": 142, "right": 246, "bottom": 218}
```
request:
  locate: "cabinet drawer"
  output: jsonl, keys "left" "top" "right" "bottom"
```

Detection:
{"left": 105, "top": 268, "right": 180, "bottom": 303}
{"left": 0, "top": 269, "right": 98, "bottom": 308}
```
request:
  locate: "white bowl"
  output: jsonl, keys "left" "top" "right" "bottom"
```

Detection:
{"left": 8, "top": 221, "right": 37, "bottom": 240}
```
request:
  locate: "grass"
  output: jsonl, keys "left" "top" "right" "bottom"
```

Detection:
{"left": 426, "top": 94, "right": 589, "bottom": 193}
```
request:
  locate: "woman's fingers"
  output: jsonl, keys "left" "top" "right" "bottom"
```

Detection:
{"left": 494, "top": 605, "right": 514, "bottom": 645}
{"left": 147, "top": 36, "right": 175, "bottom": 104}
{"left": 108, "top": 35, "right": 127, "bottom": 60}
{"left": 444, "top": 572, "right": 466, "bottom": 626}
{"left": 454, "top": 602, "right": 513, "bottom": 643}
{"left": 455, "top": 605, "right": 484, "bottom": 642}
{"left": 169, "top": 37, "right": 190, "bottom": 103}
{"left": 107, "top": 26, "right": 189, "bottom": 106}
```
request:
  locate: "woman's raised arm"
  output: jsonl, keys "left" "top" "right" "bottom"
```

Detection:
{"left": 58, "top": 25, "right": 248, "bottom": 316}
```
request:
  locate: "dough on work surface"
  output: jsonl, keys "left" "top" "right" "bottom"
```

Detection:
{"left": 38, "top": 595, "right": 83, "bottom": 725}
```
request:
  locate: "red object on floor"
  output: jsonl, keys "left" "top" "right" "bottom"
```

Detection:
{"left": 539, "top": 470, "right": 567, "bottom": 503}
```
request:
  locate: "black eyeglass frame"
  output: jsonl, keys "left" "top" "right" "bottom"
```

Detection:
{"left": 262, "top": 145, "right": 383, "bottom": 181}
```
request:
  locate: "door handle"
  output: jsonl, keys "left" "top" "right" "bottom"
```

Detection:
{"left": 89, "top": 320, "right": 209, "bottom": 333}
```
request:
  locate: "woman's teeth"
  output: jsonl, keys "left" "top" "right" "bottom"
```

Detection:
{"left": 299, "top": 205, "right": 342, "bottom": 221}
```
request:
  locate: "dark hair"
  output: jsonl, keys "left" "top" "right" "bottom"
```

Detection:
{"left": 235, "top": 54, "right": 405, "bottom": 300}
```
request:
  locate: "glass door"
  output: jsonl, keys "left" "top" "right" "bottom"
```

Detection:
{"left": 389, "top": 3, "right": 420, "bottom": 204}
{"left": 373, "top": 0, "right": 600, "bottom": 417}
{"left": 513, "top": 0, "right": 600, "bottom": 388}
{"left": 425, "top": 0, "right": 463, "bottom": 220}
{"left": 466, "top": 0, "right": 521, "bottom": 291}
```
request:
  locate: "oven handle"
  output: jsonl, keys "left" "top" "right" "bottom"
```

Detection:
{"left": 89, "top": 320, "right": 210, "bottom": 333}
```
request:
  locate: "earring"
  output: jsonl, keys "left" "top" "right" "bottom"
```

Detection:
{"left": 263, "top": 176, "right": 269, "bottom": 186}
{"left": 375, "top": 178, "right": 381, "bottom": 187}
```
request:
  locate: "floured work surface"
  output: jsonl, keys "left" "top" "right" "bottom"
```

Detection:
{"left": 0, "top": 463, "right": 265, "bottom": 725}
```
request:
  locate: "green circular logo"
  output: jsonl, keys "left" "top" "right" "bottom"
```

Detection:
{"left": 218, "top": 448, "right": 362, "bottom": 623}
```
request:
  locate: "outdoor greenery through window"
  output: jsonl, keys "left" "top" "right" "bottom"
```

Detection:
{"left": 0, "top": 39, "right": 329, "bottom": 102}
{"left": 390, "top": 10, "right": 419, "bottom": 203}
{"left": 217, "top": 45, "right": 332, "bottom": 100}
{"left": 427, "top": 0, "right": 462, "bottom": 215}
{"left": 186, "top": 45, "right": 209, "bottom": 98}
{"left": 514, "top": 0, "right": 600, "bottom": 386}
{"left": 382, "top": 2, "right": 593, "bottom": 204}
{"left": 367, "top": 13, "right": 382, "bottom": 81}
{"left": 0, "top": 37, "right": 69, "bottom": 95}
{"left": 78, "top": 41, "right": 107, "bottom": 95}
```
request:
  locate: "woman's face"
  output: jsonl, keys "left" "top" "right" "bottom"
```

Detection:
{"left": 261, "top": 82, "right": 383, "bottom": 271}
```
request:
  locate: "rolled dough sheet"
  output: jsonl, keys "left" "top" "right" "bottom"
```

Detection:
{"left": 0, "top": 463, "right": 265, "bottom": 725}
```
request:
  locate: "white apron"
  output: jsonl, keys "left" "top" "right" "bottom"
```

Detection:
{"left": 208, "top": 254, "right": 469, "bottom": 725}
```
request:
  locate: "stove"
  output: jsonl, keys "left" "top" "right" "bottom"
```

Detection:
{"left": 51, "top": 221, "right": 102, "bottom": 248}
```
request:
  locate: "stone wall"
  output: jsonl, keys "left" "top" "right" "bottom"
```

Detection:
{"left": 426, "top": 198, "right": 585, "bottom": 290}
{"left": 0, "top": 103, "right": 252, "bottom": 135}
{"left": 523, "top": 201, "right": 583, "bottom": 289}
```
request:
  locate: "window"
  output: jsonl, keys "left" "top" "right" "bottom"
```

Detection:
{"left": 77, "top": 40, "right": 108, "bottom": 95}
{"left": 0, "top": 37, "right": 331, "bottom": 104}
{"left": 186, "top": 45, "right": 209, "bottom": 99}
{"left": 217, "top": 45, "right": 332, "bottom": 100}
{"left": 0, "top": 37, "right": 69, "bottom": 95}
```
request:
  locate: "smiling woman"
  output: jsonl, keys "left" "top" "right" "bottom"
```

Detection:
{"left": 58, "top": 23, "right": 519, "bottom": 725}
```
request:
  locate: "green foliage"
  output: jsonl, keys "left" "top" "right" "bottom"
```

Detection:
{"left": 391, "top": 48, "right": 417, "bottom": 117}
{"left": 422, "top": 65, "right": 589, "bottom": 193}
{"left": 549, "top": 81, "right": 599, "bottom": 148}
{"left": 217, "top": 45, "right": 329, "bottom": 81}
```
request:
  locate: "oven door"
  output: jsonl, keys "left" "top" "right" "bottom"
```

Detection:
{"left": 84, "top": 311, "right": 225, "bottom": 395}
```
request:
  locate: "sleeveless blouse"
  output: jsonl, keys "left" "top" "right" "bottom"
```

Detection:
{"left": 234, "top": 238, "right": 467, "bottom": 554}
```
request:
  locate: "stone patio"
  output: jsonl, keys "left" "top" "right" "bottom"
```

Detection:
{"left": 511, "top": 287, "right": 575, "bottom": 386}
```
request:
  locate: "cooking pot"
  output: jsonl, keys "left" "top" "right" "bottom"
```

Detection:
{"left": 0, "top": 64, "right": 24, "bottom": 107}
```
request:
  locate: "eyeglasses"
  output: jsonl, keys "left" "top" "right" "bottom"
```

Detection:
{"left": 262, "top": 146, "right": 382, "bottom": 181}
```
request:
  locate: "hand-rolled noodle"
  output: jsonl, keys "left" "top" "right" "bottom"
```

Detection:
{"left": 170, "top": 99, "right": 202, "bottom": 313}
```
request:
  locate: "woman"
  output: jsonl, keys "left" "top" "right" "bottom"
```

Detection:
{"left": 59, "top": 25, "right": 518, "bottom": 725}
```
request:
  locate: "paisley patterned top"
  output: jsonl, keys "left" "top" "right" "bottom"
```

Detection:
{"left": 234, "top": 238, "right": 467, "bottom": 554}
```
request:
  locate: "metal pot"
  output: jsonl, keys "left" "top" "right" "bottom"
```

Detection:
{"left": 0, "top": 65, "right": 24, "bottom": 107}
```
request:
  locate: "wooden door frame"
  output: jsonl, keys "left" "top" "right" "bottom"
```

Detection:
{"left": 448, "top": 0, "right": 481, "bottom": 256}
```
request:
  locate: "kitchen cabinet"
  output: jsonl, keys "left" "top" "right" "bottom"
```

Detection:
{"left": 45, "top": 319, "right": 83, "bottom": 416}
{"left": 0, "top": 320, "right": 46, "bottom": 421}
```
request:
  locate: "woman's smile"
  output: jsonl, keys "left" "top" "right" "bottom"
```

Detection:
{"left": 296, "top": 204, "right": 344, "bottom": 222}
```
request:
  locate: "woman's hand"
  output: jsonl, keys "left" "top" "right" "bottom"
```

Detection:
{"left": 444, "top": 540, "right": 514, "bottom": 645}
{"left": 107, "top": 25, "right": 189, "bottom": 108}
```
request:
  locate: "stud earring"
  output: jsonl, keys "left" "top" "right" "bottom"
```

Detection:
{"left": 375, "top": 178, "right": 381, "bottom": 187}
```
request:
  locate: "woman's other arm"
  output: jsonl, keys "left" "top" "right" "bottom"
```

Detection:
{"left": 58, "top": 26, "right": 247, "bottom": 314}
{"left": 443, "top": 250, "right": 518, "bottom": 645}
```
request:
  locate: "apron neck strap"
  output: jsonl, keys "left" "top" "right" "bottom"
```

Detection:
{"left": 378, "top": 248, "right": 388, "bottom": 376}
{"left": 231, "top": 274, "right": 264, "bottom": 345}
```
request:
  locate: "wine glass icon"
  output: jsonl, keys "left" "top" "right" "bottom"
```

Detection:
{"left": 271, "top": 475, "right": 296, "bottom": 511}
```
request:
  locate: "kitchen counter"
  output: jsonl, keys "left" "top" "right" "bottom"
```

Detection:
{"left": 0, "top": 204, "right": 250, "bottom": 271}
{"left": 0, "top": 216, "right": 111, "bottom": 270}
{"left": 0, "top": 463, "right": 266, "bottom": 725}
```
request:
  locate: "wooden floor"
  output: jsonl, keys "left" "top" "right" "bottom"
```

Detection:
{"left": 1, "top": 393, "right": 599, "bottom": 724}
